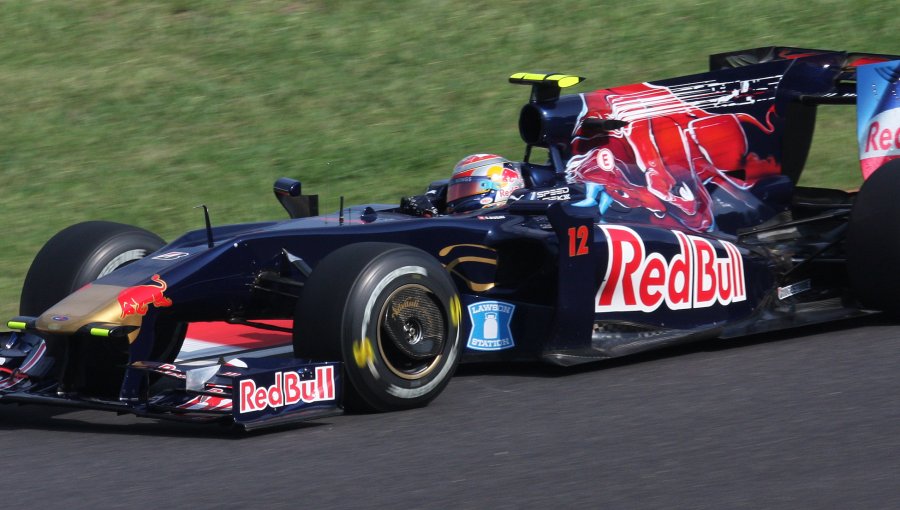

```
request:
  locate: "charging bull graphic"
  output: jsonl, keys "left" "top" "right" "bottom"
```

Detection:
{"left": 118, "top": 274, "right": 173, "bottom": 318}
{"left": 567, "top": 80, "right": 781, "bottom": 232}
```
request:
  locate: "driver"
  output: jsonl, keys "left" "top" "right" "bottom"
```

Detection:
{"left": 401, "top": 154, "right": 526, "bottom": 217}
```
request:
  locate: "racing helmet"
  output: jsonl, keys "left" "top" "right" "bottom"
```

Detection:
{"left": 446, "top": 154, "right": 525, "bottom": 213}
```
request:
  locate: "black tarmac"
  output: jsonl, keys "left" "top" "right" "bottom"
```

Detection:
{"left": 1, "top": 316, "right": 898, "bottom": 509}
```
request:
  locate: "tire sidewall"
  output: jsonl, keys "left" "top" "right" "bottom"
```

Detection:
{"left": 341, "top": 252, "right": 461, "bottom": 410}
{"left": 81, "top": 240, "right": 153, "bottom": 281}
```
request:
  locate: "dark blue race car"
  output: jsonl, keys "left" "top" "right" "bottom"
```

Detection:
{"left": 3, "top": 46, "right": 899, "bottom": 430}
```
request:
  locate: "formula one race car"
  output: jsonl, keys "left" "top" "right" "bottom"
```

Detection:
{"left": 2, "top": 46, "right": 899, "bottom": 429}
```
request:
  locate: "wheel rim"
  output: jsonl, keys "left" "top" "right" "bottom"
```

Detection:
{"left": 97, "top": 249, "right": 150, "bottom": 278}
{"left": 377, "top": 284, "right": 446, "bottom": 380}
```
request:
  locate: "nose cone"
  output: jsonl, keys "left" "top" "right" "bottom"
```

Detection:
{"left": 36, "top": 284, "right": 141, "bottom": 335}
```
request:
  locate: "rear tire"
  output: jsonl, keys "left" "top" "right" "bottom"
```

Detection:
{"left": 293, "top": 243, "right": 462, "bottom": 412}
{"left": 846, "top": 159, "right": 900, "bottom": 314}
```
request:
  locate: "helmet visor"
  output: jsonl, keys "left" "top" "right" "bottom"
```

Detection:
{"left": 446, "top": 176, "right": 497, "bottom": 203}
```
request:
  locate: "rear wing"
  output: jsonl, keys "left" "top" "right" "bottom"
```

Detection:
{"left": 709, "top": 46, "right": 900, "bottom": 74}
{"left": 713, "top": 47, "right": 900, "bottom": 180}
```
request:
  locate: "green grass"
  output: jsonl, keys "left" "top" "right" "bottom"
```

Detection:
{"left": 1, "top": 0, "right": 895, "bottom": 320}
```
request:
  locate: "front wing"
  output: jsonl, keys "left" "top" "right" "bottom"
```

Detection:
{"left": 0, "top": 330, "right": 342, "bottom": 430}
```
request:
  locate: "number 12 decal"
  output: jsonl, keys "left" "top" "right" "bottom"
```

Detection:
{"left": 567, "top": 225, "right": 590, "bottom": 257}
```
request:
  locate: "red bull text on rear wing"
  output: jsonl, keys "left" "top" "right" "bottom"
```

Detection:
{"left": 858, "top": 60, "right": 900, "bottom": 179}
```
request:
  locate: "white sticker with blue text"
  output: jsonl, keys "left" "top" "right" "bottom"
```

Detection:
{"left": 467, "top": 301, "right": 515, "bottom": 351}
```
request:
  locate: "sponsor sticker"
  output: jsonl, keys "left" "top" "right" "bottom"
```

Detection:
{"left": 532, "top": 186, "right": 571, "bottom": 201}
{"left": 152, "top": 251, "right": 191, "bottom": 261}
{"left": 596, "top": 225, "right": 746, "bottom": 313}
{"left": 466, "top": 301, "right": 515, "bottom": 351}
{"left": 858, "top": 61, "right": 900, "bottom": 178}
{"left": 596, "top": 148, "right": 616, "bottom": 171}
{"left": 238, "top": 365, "right": 336, "bottom": 414}
{"left": 777, "top": 279, "right": 811, "bottom": 300}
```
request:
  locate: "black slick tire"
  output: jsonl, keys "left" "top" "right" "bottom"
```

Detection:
{"left": 20, "top": 221, "right": 167, "bottom": 316}
{"left": 293, "top": 243, "right": 462, "bottom": 412}
{"left": 846, "top": 159, "right": 900, "bottom": 314}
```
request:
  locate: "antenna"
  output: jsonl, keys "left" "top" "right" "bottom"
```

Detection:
{"left": 195, "top": 204, "right": 214, "bottom": 248}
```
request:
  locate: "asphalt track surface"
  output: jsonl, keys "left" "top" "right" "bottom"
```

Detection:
{"left": 1, "top": 316, "right": 898, "bottom": 509}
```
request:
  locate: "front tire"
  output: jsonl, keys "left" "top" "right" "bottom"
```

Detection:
{"left": 19, "top": 221, "right": 166, "bottom": 316}
{"left": 18, "top": 221, "right": 184, "bottom": 396}
{"left": 294, "top": 243, "right": 462, "bottom": 412}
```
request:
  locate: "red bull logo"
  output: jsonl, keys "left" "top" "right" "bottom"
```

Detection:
{"left": 864, "top": 122, "right": 900, "bottom": 156}
{"left": 117, "top": 274, "right": 173, "bottom": 318}
{"left": 858, "top": 61, "right": 900, "bottom": 178}
{"left": 596, "top": 225, "right": 746, "bottom": 313}
{"left": 238, "top": 366, "right": 336, "bottom": 414}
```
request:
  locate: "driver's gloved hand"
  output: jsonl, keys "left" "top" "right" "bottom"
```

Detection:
{"left": 400, "top": 195, "right": 440, "bottom": 217}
